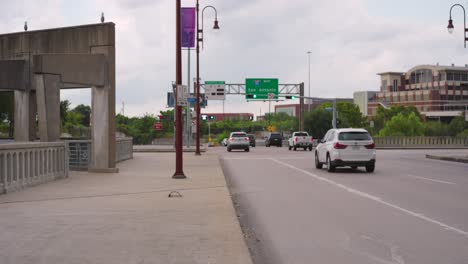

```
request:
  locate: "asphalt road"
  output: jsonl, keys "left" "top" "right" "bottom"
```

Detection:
{"left": 215, "top": 146, "right": 468, "bottom": 264}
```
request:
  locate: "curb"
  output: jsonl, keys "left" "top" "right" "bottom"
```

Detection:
{"left": 425, "top": 154, "right": 468, "bottom": 164}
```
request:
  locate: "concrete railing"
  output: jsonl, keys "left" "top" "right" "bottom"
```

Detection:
{"left": 374, "top": 137, "right": 468, "bottom": 149}
{"left": 116, "top": 137, "right": 133, "bottom": 162}
{"left": 0, "top": 142, "right": 68, "bottom": 194}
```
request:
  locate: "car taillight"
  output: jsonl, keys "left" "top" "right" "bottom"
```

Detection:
{"left": 229, "top": 137, "right": 233, "bottom": 141}
{"left": 245, "top": 137, "right": 249, "bottom": 141}
{"left": 333, "top": 142, "right": 347, "bottom": 149}
{"left": 365, "top": 143, "right": 375, "bottom": 149}
{"left": 310, "top": 137, "right": 313, "bottom": 142}
{"left": 295, "top": 137, "right": 298, "bottom": 142}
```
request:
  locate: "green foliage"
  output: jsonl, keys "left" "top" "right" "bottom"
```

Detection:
{"left": 65, "top": 111, "right": 83, "bottom": 126}
{"left": 372, "top": 105, "right": 421, "bottom": 134}
{"left": 304, "top": 102, "right": 367, "bottom": 139}
{"left": 216, "top": 131, "right": 230, "bottom": 143}
{"left": 304, "top": 108, "right": 332, "bottom": 139}
{"left": 448, "top": 116, "right": 467, "bottom": 136}
{"left": 0, "top": 91, "right": 14, "bottom": 137}
{"left": 378, "top": 112, "right": 424, "bottom": 137}
{"left": 60, "top": 100, "right": 71, "bottom": 125}
{"left": 73, "top": 104, "right": 91, "bottom": 126}
{"left": 456, "top": 129, "right": 468, "bottom": 137}
{"left": 424, "top": 121, "right": 448, "bottom": 136}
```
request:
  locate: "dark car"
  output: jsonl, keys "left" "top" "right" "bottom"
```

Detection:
{"left": 265, "top": 132, "right": 283, "bottom": 147}
{"left": 247, "top": 134, "right": 256, "bottom": 147}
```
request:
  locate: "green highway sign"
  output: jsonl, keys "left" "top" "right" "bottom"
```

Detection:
{"left": 245, "top": 78, "right": 279, "bottom": 100}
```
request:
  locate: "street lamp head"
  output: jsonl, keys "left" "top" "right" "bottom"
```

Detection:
{"left": 213, "top": 19, "right": 220, "bottom": 30}
{"left": 447, "top": 18, "right": 454, "bottom": 34}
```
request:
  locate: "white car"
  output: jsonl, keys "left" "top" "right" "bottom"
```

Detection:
{"left": 315, "top": 128, "right": 376, "bottom": 172}
{"left": 227, "top": 132, "right": 250, "bottom": 152}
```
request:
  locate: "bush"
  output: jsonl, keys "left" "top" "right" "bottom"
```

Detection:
{"left": 216, "top": 131, "right": 230, "bottom": 143}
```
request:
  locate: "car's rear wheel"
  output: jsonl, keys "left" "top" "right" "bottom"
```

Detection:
{"left": 245, "top": 148, "right": 250, "bottom": 152}
{"left": 327, "top": 154, "right": 335, "bottom": 172}
{"left": 365, "top": 164, "right": 375, "bottom": 173}
{"left": 308, "top": 146, "right": 312, "bottom": 151}
{"left": 227, "top": 147, "right": 232, "bottom": 152}
{"left": 293, "top": 146, "right": 297, "bottom": 151}
{"left": 303, "top": 147, "right": 307, "bottom": 151}
{"left": 288, "top": 145, "right": 292, "bottom": 150}
{"left": 315, "top": 152, "right": 323, "bottom": 169}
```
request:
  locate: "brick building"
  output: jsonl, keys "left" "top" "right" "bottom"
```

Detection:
{"left": 367, "top": 64, "right": 468, "bottom": 119}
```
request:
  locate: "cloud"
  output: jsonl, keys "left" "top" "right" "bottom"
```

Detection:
{"left": 1, "top": 0, "right": 467, "bottom": 118}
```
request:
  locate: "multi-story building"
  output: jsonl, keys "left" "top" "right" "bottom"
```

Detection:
{"left": 368, "top": 64, "right": 468, "bottom": 120}
{"left": 354, "top": 91, "right": 378, "bottom": 116}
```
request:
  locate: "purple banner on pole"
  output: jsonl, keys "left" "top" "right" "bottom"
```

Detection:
{"left": 181, "top": 7, "right": 196, "bottom": 48}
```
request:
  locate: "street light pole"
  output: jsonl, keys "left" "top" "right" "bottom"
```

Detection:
{"left": 307, "top": 51, "right": 311, "bottom": 112}
{"left": 195, "top": 1, "right": 219, "bottom": 156}
{"left": 173, "top": 0, "right": 186, "bottom": 178}
{"left": 447, "top": 3, "right": 468, "bottom": 48}
{"left": 195, "top": 0, "right": 201, "bottom": 155}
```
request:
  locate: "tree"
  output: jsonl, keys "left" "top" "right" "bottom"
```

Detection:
{"left": 60, "top": 100, "right": 71, "bottom": 125}
{"left": 378, "top": 112, "right": 424, "bottom": 137}
{"left": 0, "top": 91, "right": 14, "bottom": 137}
{"left": 424, "top": 121, "right": 448, "bottom": 136}
{"left": 304, "top": 108, "right": 333, "bottom": 139}
{"left": 72, "top": 104, "right": 91, "bottom": 126}
{"left": 448, "top": 116, "right": 467, "bottom": 136}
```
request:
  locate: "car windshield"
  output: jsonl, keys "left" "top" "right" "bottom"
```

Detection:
{"left": 338, "top": 132, "right": 371, "bottom": 141}
{"left": 232, "top": 133, "right": 247, "bottom": 137}
{"left": 269, "top": 133, "right": 282, "bottom": 139}
{"left": 295, "top": 132, "right": 308, "bottom": 136}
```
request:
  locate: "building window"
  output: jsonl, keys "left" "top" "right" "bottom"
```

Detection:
{"left": 447, "top": 72, "right": 454, "bottom": 81}
{"left": 462, "top": 73, "right": 468, "bottom": 81}
{"left": 393, "top": 80, "right": 398, "bottom": 92}
{"left": 454, "top": 72, "right": 461, "bottom": 81}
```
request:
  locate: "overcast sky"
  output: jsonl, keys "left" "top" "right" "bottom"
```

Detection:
{"left": 1, "top": 0, "right": 468, "bottom": 117}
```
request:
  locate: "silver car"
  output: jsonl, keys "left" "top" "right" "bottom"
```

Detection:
{"left": 227, "top": 132, "right": 250, "bottom": 152}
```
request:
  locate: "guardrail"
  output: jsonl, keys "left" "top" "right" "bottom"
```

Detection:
{"left": 67, "top": 138, "right": 133, "bottom": 170}
{"left": 374, "top": 137, "right": 468, "bottom": 149}
{"left": 0, "top": 142, "right": 68, "bottom": 194}
{"left": 117, "top": 137, "right": 133, "bottom": 162}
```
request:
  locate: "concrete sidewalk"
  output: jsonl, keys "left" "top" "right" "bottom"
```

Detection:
{"left": 133, "top": 144, "right": 207, "bottom": 153}
{"left": 0, "top": 152, "right": 252, "bottom": 264}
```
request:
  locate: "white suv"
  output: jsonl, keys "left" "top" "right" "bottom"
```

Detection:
{"left": 315, "top": 128, "right": 376, "bottom": 172}
{"left": 227, "top": 132, "right": 250, "bottom": 152}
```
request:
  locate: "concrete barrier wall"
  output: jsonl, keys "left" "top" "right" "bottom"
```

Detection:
{"left": 0, "top": 142, "right": 68, "bottom": 194}
{"left": 374, "top": 137, "right": 468, "bottom": 149}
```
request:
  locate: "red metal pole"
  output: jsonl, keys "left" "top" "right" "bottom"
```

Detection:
{"left": 173, "top": 0, "right": 186, "bottom": 178}
{"left": 195, "top": 0, "right": 202, "bottom": 155}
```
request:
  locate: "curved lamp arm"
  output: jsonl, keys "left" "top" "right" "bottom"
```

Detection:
{"left": 200, "top": 5, "right": 219, "bottom": 49}
{"left": 448, "top": 4, "right": 467, "bottom": 48}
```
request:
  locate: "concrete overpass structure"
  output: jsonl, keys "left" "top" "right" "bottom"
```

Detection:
{"left": 0, "top": 23, "right": 117, "bottom": 172}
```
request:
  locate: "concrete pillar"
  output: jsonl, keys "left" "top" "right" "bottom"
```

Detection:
{"left": 35, "top": 74, "right": 61, "bottom": 142}
{"left": 89, "top": 45, "right": 117, "bottom": 173}
{"left": 13, "top": 90, "right": 31, "bottom": 141}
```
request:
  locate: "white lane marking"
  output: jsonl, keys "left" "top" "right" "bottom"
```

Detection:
{"left": 270, "top": 158, "right": 468, "bottom": 239}
{"left": 407, "top": 174, "right": 457, "bottom": 186}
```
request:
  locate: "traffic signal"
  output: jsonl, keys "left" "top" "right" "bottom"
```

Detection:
{"left": 285, "top": 95, "right": 296, "bottom": 99}
{"left": 249, "top": 116, "right": 254, "bottom": 121}
{"left": 209, "top": 115, "right": 215, "bottom": 120}
{"left": 201, "top": 114, "right": 208, "bottom": 120}
{"left": 246, "top": 94, "right": 257, "bottom": 99}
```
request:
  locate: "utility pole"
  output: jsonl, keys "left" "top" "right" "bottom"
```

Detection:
{"left": 332, "top": 98, "right": 337, "bottom": 129}
{"left": 299, "top": 82, "right": 304, "bottom": 131}
{"left": 307, "top": 51, "right": 311, "bottom": 112}
{"left": 186, "top": 48, "right": 191, "bottom": 148}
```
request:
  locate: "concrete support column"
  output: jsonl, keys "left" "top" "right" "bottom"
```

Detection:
{"left": 89, "top": 45, "right": 117, "bottom": 173}
{"left": 35, "top": 74, "right": 61, "bottom": 142}
{"left": 14, "top": 90, "right": 32, "bottom": 141}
